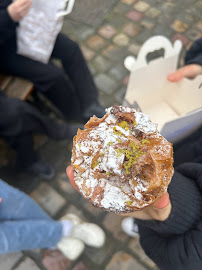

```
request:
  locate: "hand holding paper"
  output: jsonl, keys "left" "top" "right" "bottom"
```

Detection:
{"left": 8, "top": 0, "right": 32, "bottom": 22}
{"left": 167, "top": 64, "right": 202, "bottom": 82}
{"left": 124, "top": 36, "right": 202, "bottom": 143}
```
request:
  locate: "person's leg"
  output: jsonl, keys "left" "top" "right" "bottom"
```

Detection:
{"left": 0, "top": 179, "right": 51, "bottom": 220}
{"left": 5, "top": 134, "right": 38, "bottom": 168}
{"left": 51, "top": 34, "right": 105, "bottom": 119}
{"left": 0, "top": 180, "right": 105, "bottom": 255}
{"left": 0, "top": 220, "right": 62, "bottom": 253}
{"left": 0, "top": 179, "right": 62, "bottom": 253}
{"left": 0, "top": 94, "right": 54, "bottom": 178}
{"left": 0, "top": 48, "right": 80, "bottom": 119}
{"left": 17, "top": 97, "right": 82, "bottom": 140}
{"left": 0, "top": 93, "right": 38, "bottom": 167}
{"left": 51, "top": 34, "right": 97, "bottom": 109}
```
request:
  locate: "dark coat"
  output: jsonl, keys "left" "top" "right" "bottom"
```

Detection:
{"left": 185, "top": 38, "right": 202, "bottom": 66}
{"left": 137, "top": 38, "right": 202, "bottom": 270}
{"left": 0, "top": 0, "right": 17, "bottom": 47}
{"left": 137, "top": 163, "right": 202, "bottom": 270}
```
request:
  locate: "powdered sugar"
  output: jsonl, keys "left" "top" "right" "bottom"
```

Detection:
{"left": 72, "top": 106, "right": 173, "bottom": 213}
{"left": 101, "top": 182, "right": 130, "bottom": 212}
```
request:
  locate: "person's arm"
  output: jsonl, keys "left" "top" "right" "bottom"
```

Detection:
{"left": 136, "top": 164, "right": 202, "bottom": 270}
{"left": 138, "top": 222, "right": 202, "bottom": 270}
{"left": 177, "top": 162, "right": 202, "bottom": 190}
{"left": 167, "top": 38, "right": 202, "bottom": 82}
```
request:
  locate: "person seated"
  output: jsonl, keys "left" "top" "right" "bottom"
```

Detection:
{"left": 0, "top": 0, "right": 105, "bottom": 123}
{"left": 0, "top": 178, "right": 105, "bottom": 262}
{"left": 0, "top": 91, "right": 81, "bottom": 179}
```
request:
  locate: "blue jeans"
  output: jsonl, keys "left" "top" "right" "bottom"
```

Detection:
{"left": 0, "top": 179, "right": 62, "bottom": 253}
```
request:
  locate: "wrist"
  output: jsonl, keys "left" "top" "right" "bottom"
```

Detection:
{"left": 148, "top": 192, "right": 172, "bottom": 221}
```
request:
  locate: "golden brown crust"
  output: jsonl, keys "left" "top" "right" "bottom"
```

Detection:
{"left": 71, "top": 106, "right": 174, "bottom": 213}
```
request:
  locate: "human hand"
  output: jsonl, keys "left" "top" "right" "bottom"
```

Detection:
{"left": 121, "top": 192, "right": 171, "bottom": 221}
{"left": 167, "top": 64, "right": 202, "bottom": 82}
{"left": 7, "top": 0, "right": 32, "bottom": 22}
{"left": 66, "top": 166, "right": 172, "bottom": 221}
{"left": 66, "top": 166, "right": 80, "bottom": 192}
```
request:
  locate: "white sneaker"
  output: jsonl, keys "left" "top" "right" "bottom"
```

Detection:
{"left": 57, "top": 237, "right": 84, "bottom": 260}
{"left": 61, "top": 213, "right": 105, "bottom": 248}
{"left": 121, "top": 217, "right": 139, "bottom": 237}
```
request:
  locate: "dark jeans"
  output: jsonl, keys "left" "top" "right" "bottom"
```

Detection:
{"left": 0, "top": 33, "right": 98, "bottom": 119}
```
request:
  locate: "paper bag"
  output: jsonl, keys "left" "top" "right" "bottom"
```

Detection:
{"left": 16, "top": 0, "right": 75, "bottom": 64}
{"left": 123, "top": 35, "right": 202, "bottom": 143}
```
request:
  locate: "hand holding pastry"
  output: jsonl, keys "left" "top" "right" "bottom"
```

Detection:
{"left": 69, "top": 106, "right": 174, "bottom": 215}
{"left": 8, "top": 0, "right": 32, "bottom": 22}
{"left": 67, "top": 166, "right": 172, "bottom": 221}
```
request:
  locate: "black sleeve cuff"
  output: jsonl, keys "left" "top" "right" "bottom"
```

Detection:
{"left": 185, "top": 56, "right": 202, "bottom": 67}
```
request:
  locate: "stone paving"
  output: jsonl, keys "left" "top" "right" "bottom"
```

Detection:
{"left": 0, "top": 0, "right": 201, "bottom": 269}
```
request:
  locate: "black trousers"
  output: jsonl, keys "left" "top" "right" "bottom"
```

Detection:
{"left": 0, "top": 33, "right": 98, "bottom": 119}
{"left": 0, "top": 91, "right": 71, "bottom": 167}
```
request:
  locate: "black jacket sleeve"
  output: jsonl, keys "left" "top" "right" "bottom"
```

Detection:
{"left": 185, "top": 38, "right": 202, "bottom": 66}
{"left": 139, "top": 221, "right": 202, "bottom": 270}
{"left": 177, "top": 162, "right": 202, "bottom": 190}
{"left": 0, "top": 9, "right": 17, "bottom": 46}
{"left": 136, "top": 163, "right": 202, "bottom": 270}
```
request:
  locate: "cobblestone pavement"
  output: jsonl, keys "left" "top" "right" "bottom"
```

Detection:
{"left": 0, "top": 0, "right": 201, "bottom": 269}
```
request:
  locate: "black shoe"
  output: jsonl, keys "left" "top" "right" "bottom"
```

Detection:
{"left": 25, "top": 159, "right": 55, "bottom": 180}
{"left": 82, "top": 103, "right": 106, "bottom": 122}
{"left": 49, "top": 122, "right": 83, "bottom": 141}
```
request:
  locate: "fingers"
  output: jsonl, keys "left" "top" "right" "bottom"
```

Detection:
{"left": 15, "top": 0, "right": 32, "bottom": 10}
{"left": 66, "top": 166, "right": 80, "bottom": 192}
{"left": 8, "top": 0, "right": 32, "bottom": 22}
{"left": 167, "top": 69, "right": 185, "bottom": 82}
{"left": 167, "top": 64, "right": 202, "bottom": 82}
{"left": 17, "top": 0, "right": 32, "bottom": 14}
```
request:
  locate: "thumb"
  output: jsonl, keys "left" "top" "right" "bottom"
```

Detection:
{"left": 152, "top": 192, "right": 170, "bottom": 209}
{"left": 66, "top": 166, "right": 80, "bottom": 192}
